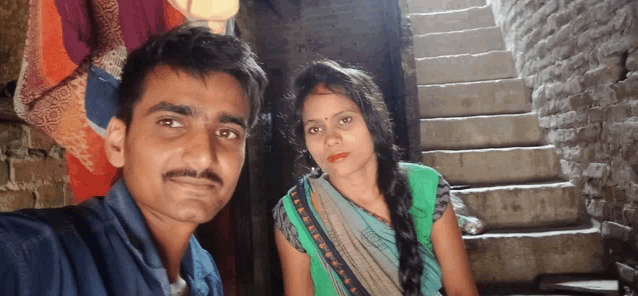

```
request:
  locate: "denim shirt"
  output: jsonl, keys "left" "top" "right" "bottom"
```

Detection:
{"left": 0, "top": 180, "right": 223, "bottom": 296}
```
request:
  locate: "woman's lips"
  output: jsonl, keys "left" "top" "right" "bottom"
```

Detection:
{"left": 328, "top": 152, "right": 349, "bottom": 163}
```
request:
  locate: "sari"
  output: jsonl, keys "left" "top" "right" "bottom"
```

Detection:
{"left": 281, "top": 163, "right": 443, "bottom": 295}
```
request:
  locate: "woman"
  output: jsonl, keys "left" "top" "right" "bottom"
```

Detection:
{"left": 273, "top": 60, "right": 478, "bottom": 296}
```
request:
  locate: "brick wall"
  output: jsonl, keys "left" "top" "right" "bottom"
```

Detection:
{"left": 488, "top": 0, "right": 638, "bottom": 291}
{"left": 0, "top": 0, "right": 72, "bottom": 212}
{"left": 0, "top": 123, "right": 72, "bottom": 211}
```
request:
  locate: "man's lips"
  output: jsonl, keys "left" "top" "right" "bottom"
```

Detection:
{"left": 328, "top": 152, "right": 349, "bottom": 163}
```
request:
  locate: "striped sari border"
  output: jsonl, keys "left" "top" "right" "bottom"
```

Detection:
{"left": 290, "top": 179, "right": 370, "bottom": 296}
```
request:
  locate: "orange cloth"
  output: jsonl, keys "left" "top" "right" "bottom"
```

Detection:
{"left": 16, "top": 0, "right": 184, "bottom": 202}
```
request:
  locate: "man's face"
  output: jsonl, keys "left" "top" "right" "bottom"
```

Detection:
{"left": 120, "top": 66, "right": 249, "bottom": 225}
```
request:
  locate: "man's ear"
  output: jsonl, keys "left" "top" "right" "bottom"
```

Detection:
{"left": 105, "top": 117, "right": 126, "bottom": 168}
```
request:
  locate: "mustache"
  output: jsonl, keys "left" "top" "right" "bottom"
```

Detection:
{"left": 162, "top": 168, "right": 223, "bottom": 185}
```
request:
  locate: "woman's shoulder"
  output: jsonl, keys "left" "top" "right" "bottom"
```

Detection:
{"left": 272, "top": 181, "right": 307, "bottom": 253}
{"left": 272, "top": 174, "right": 314, "bottom": 214}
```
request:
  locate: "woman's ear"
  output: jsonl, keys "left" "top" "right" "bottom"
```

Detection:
{"left": 105, "top": 117, "right": 126, "bottom": 168}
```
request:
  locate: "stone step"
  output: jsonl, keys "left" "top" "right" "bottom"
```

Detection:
{"left": 416, "top": 51, "right": 517, "bottom": 85}
{"left": 538, "top": 275, "right": 619, "bottom": 296}
{"left": 414, "top": 26, "right": 505, "bottom": 58}
{"left": 409, "top": 5, "right": 495, "bottom": 35}
{"left": 464, "top": 226, "right": 604, "bottom": 283}
{"left": 419, "top": 78, "right": 531, "bottom": 118}
{"left": 421, "top": 113, "right": 541, "bottom": 150}
{"left": 422, "top": 145, "right": 562, "bottom": 186}
{"left": 407, "top": 0, "right": 486, "bottom": 14}
{"left": 453, "top": 182, "right": 579, "bottom": 229}
{"left": 477, "top": 282, "right": 576, "bottom": 295}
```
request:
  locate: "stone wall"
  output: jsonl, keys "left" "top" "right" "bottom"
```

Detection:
{"left": 488, "top": 0, "right": 638, "bottom": 291}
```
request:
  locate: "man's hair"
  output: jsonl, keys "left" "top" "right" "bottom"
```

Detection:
{"left": 116, "top": 26, "right": 268, "bottom": 128}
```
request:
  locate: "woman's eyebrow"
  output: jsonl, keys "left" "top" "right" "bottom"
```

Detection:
{"left": 303, "top": 118, "right": 319, "bottom": 127}
{"left": 332, "top": 109, "right": 356, "bottom": 117}
{"left": 303, "top": 108, "right": 358, "bottom": 126}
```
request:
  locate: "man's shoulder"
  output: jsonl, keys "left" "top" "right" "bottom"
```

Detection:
{"left": 188, "top": 236, "right": 216, "bottom": 269}
{"left": 186, "top": 236, "right": 224, "bottom": 295}
{"left": 0, "top": 198, "right": 110, "bottom": 248}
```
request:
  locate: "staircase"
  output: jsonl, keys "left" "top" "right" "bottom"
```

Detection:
{"left": 407, "top": 0, "right": 604, "bottom": 286}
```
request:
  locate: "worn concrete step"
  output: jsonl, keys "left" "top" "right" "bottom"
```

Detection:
{"left": 539, "top": 275, "right": 619, "bottom": 296}
{"left": 422, "top": 145, "right": 562, "bottom": 186}
{"left": 464, "top": 226, "right": 604, "bottom": 283}
{"left": 409, "top": 5, "right": 495, "bottom": 35}
{"left": 407, "top": 0, "right": 486, "bottom": 13}
{"left": 419, "top": 78, "right": 531, "bottom": 118}
{"left": 453, "top": 182, "right": 579, "bottom": 229}
{"left": 416, "top": 51, "right": 517, "bottom": 85}
{"left": 414, "top": 26, "right": 505, "bottom": 58}
{"left": 477, "top": 282, "right": 580, "bottom": 295}
{"left": 421, "top": 113, "right": 541, "bottom": 150}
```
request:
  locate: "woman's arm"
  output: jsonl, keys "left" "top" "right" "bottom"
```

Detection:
{"left": 431, "top": 205, "right": 479, "bottom": 296}
{"left": 274, "top": 228, "right": 314, "bottom": 296}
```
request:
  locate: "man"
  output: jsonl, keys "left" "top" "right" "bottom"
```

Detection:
{"left": 15, "top": 0, "right": 240, "bottom": 202}
{"left": 0, "top": 26, "right": 267, "bottom": 296}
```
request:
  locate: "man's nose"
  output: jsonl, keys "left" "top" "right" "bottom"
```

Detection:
{"left": 182, "top": 131, "right": 216, "bottom": 171}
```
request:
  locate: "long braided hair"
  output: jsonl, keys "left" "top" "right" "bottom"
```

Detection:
{"left": 283, "top": 60, "right": 424, "bottom": 296}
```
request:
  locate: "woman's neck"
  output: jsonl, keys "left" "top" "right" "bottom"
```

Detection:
{"left": 327, "top": 159, "right": 383, "bottom": 206}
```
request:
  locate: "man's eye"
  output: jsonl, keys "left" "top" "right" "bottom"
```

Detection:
{"left": 216, "top": 129, "right": 239, "bottom": 139}
{"left": 158, "top": 118, "right": 183, "bottom": 128}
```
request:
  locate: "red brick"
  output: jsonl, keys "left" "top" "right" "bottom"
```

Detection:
{"left": 0, "top": 161, "right": 8, "bottom": 185}
{"left": 11, "top": 157, "right": 67, "bottom": 183}
{"left": 63, "top": 182, "right": 75, "bottom": 205}
{"left": 0, "top": 123, "right": 25, "bottom": 150}
{"left": 28, "top": 126, "right": 58, "bottom": 150}
{"left": 34, "top": 183, "right": 65, "bottom": 209}
{"left": 0, "top": 190, "right": 34, "bottom": 212}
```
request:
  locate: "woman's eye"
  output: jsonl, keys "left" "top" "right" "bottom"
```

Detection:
{"left": 158, "top": 118, "right": 183, "bottom": 128}
{"left": 339, "top": 116, "right": 352, "bottom": 124}
{"left": 217, "top": 129, "right": 239, "bottom": 139}
{"left": 307, "top": 127, "right": 321, "bottom": 135}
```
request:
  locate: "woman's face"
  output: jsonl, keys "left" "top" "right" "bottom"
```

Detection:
{"left": 302, "top": 85, "right": 376, "bottom": 178}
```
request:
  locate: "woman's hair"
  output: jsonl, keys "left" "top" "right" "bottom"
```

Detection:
{"left": 283, "top": 60, "right": 424, "bottom": 296}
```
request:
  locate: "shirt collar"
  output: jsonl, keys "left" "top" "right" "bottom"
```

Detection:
{"left": 103, "top": 179, "right": 213, "bottom": 295}
{"left": 104, "top": 179, "right": 164, "bottom": 269}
